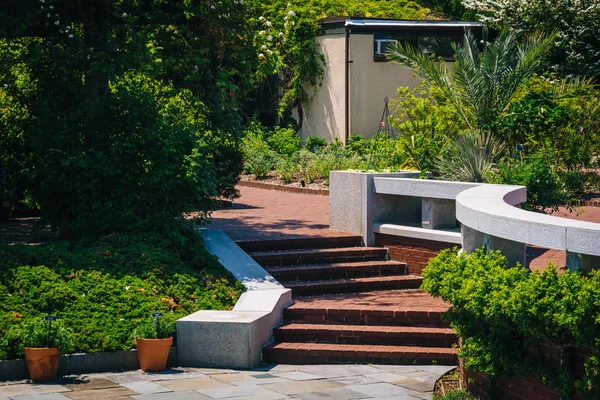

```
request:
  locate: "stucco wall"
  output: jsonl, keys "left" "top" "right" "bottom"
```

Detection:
{"left": 349, "top": 34, "right": 421, "bottom": 139}
{"left": 300, "top": 34, "right": 346, "bottom": 142}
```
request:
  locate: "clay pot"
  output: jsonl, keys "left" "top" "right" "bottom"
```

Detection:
{"left": 24, "top": 347, "right": 60, "bottom": 381}
{"left": 136, "top": 337, "right": 173, "bottom": 372}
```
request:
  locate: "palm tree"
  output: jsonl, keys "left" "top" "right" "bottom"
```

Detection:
{"left": 387, "top": 28, "right": 555, "bottom": 135}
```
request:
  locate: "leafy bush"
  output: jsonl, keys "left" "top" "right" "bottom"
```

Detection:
{"left": 390, "top": 84, "right": 461, "bottom": 173}
{"left": 297, "top": 149, "right": 322, "bottom": 183}
{"left": 133, "top": 315, "right": 176, "bottom": 340}
{"left": 304, "top": 136, "right": 327, "bottom": 152}
{"left": 436, "top": 389, "right": 476, "bottom": 400}
{"left": 275, "top": 156, "right": 298, "bottom": 183}
{"left": 365, "top": 133, "right": 402, "bottom": 170}
{"left": 18, "top": 318, "right": 75, "bottom": 354}
{"left": 491, "top": 151, "right": 570, "bottom": 212}
{"left": 0, "top": 232, "right": 244, "bottom": 359}
{"left": 243, "top": 134, "right": 278, "bottom": 177}
{"left": 268, "top": 126, "right": 301, "bottom": 157}
{"left": 498, "top": 77, "right": 600, "bottom": 171}
{"left": 0, "top": 34, "right": 245, "bottom": 240}
{"left": 346, "top": 134, "right": 367, "bottom": 155}
{"left": 422, "top": 248, "right": 600, "bottom": 398}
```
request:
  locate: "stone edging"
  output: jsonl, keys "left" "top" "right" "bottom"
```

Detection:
{"left": 237, "top": 180, "right": 329, "bottom": 196}
{"left": 573, "top": 199, "right": 600, "bottom": 208}
{"left": 0, "top": 348, "right": 177, "bottom": 382}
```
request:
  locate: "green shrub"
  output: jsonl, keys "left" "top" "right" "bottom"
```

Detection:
{"left": 133, "top": 315, "right": 176, "bottom": 340}
{"left": 365, "top": 133, "right": 402, "bottom": 170}
{"left": 268, "top": 126, "right": 301, "bottom": 157}
{"left": 304, "top": 136, "right": 327, "bottom": 152}
{"left": 17, "top": 318, "right": 75, "bottom": 354}
{"left": 491, "top": 151, "right": 570, "bottom": 212}
{"left": 275, "top": 156, "right": 298, "bottom": 183}
{"left": 346, "top": 134, "right": 367, "bottom": 155}
{"left": 498, "top": 77, "right": 600, "bottom": 172}
{"left": 297, "top": 149, "right": 323, "bottom": 183}
{"left": 0, "top": 232, "right": 244, "bottom": 359}
{"left": 422, "top": 247, "right": 600, "bottom": 398}
{"left": 436, "top": 389, "right": 476, "bottom": 400}
{"left": 243, "top": 134, "right": 277, "bottom": 177}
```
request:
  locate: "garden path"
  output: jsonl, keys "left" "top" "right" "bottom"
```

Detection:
{"left": 207, "top": 185, "right": 600, "bottom": 271}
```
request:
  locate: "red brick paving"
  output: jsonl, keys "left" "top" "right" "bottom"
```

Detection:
{"left": 207, "top": 185, "right": 600, "bottom": 270}
{"left": 288, "top": 289, "right": 450, "bottom": 314}
{"left": 207, "top": 186, "right": 352, "bottom": 242}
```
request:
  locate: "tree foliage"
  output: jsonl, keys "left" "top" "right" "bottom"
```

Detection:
{"left": 462, "top": 0, "right": 600, "bottom": 78}
{"left": 0, "top": 0, "right": 274, "bottom": 238}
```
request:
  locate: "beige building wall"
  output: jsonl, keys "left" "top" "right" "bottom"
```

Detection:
{"left": 349, "top": 34, "right": 421, "bottom": 139}
{"left": 300, "top": 32, "right": 424, "bottom": 142}
{"left": 300, "top": 34, "right": 346, "bottom": 143}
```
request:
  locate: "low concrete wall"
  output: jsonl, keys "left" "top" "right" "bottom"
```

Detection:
{"left": 329, "top": 171, "right": 421, "bottom": 246}
{"left": 176, "top": 229, "right": 292, "bottom": 369}
{"left": 0, "top": 348, "right": 177, "bottom": 382}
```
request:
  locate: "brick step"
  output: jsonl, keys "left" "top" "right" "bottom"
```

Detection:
{"left": 249, "top": 247, "right": 388, "bottom": 267}
{"left": 274, "top": 324, "right": 457, "bottom": 347}
{"left": 284, "top": 291, "right": 448, "bottom": 327}
{"left": 267, "top": 261, "right": 408, "bottom": 282}
{"left": 262, "top": 342, "right": 458, "bottom": 365}
{"left": 283, "top": 275, "right": 423, "bottom": 295}
{"left": 236, "top": 236, "right": 363, "bottom": 252}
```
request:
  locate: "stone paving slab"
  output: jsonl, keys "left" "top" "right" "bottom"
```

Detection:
{"left": 2, "top": 364, "right": 454, "bottom": 399}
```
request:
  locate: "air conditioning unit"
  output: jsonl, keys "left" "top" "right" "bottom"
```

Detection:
{"left": 375, "top": 39, "right": 398, "bottom": 55}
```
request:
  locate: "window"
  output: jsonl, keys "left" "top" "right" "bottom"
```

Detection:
{"left": 374, "top": 39, "right": 398, "bottom": 56}
{"left": 373, "top": 32, "right": 464, "bottom": 62}
{"left": 418, "top": 35, "right": 463, "bottom": 59}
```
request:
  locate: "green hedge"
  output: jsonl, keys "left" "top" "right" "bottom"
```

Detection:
{"left": 0, "top": 232, "right": 244, "bottom": 359}
{"left": 422, "top": 248, "right": 600, "bottom": 398}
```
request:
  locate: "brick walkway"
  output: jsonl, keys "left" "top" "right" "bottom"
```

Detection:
{"left": 207, "top": 186, "right": 352, "bottom": 242}
{"left": 208, "top": 186, "right": 600, "bottom": 270}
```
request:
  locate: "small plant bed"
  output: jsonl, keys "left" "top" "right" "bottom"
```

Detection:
{"left": 239, "top": 172, "right": 329, "bottom": 191}
{"left": 433, "top": 369, "right": 478, "bottom": 400}
{"left": 0, "top": 231, "right": 244, "bottom": 361}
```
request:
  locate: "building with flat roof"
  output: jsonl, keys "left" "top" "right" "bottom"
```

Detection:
{"left": 299, "top": 17, "right": 484, "bottom": 143}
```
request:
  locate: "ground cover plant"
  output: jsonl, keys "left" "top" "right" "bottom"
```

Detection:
{"left": 0, "top": 231, "right": 244, "bottom": 360}
{"left": 422, "top": 248, "right": 600, "bottom": 398}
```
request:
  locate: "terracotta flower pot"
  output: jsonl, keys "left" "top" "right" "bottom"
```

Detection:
{"left": 136, "top": 337, "right": 173, "bottom": 372}
{"left": 24, "top": 347, "right": 60, "bottom": 382}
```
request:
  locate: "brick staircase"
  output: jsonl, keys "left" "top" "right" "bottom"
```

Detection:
{"left": 237, "top": 235, "right": 458, "bottom": 366}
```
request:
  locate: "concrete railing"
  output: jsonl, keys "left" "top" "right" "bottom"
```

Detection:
{"left": 330, "top": 171, "right": 600, "bottom": 271}
{"left": 457, "top": 184, "right": 600, "bottom": 271}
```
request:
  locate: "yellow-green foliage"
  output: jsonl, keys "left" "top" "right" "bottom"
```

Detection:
{"left": 422, "top": 248, "right": 600, "bottom": 398}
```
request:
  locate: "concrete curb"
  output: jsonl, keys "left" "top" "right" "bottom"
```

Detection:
{"left": 176, "top": 229, "right": 292, "bottom": 369}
